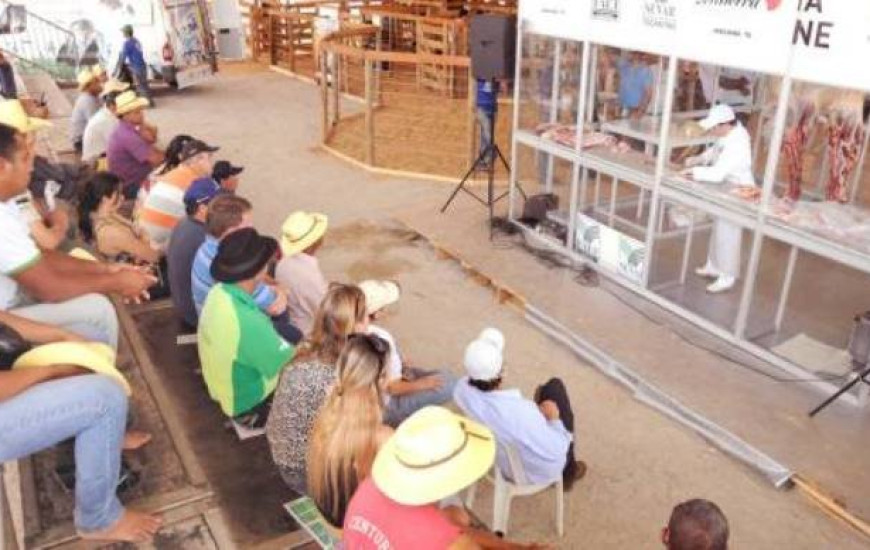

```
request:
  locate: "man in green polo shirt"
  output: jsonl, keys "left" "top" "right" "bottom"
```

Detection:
{"left": 197, "top": 227, "right": 295, "bottom": 427}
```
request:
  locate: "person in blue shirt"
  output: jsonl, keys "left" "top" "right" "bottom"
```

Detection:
{"left": 475, "top": 78, "right": 499, "bottom": 166}
{"left": 120, "top": 25, "right": 153, "bottom": 106}
{"left": 616, "top": 50, "right": 654, "bottom": 119}
{"left": 453, "top": 328, "right": 587, "bottom": 490}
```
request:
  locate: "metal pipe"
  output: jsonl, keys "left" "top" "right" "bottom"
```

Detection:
{"left": 545, "top": 41, "right": 562, "bottom": 191}
{"left": 507, "top": 21, "right": 526, "bottom": 221}
{"left": 679, "top": 210, "right": 696, "bottom": 285}
{"left": 774, "top": 246, "right": 799, "bottom": 333}
{"left": 567, "top": 41, "right": 593, "bottom": 251}
{"left": 733, "top": 72, "right": 793, "bottom": 339}
{"left": 641, "top": 55, "right": 679, "bottom": 288}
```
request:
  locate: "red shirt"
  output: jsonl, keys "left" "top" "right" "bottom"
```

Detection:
{"left": 342, "top": 479, "right": 461, "bottom": 550}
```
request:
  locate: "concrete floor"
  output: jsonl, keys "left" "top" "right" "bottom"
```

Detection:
{"left": 135, "top": 62, "right": 870, "bottom": 548}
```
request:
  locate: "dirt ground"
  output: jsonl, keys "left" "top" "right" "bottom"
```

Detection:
{"left": 138, "top": 62, "right": 869, "bottom": 548}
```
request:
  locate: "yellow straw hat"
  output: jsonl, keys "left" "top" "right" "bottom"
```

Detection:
{"left": 372, "top": 406, "right": 495, "bottom": 505}
{"left": 359, "top": 279, "right": 400, "bottom": 315}
{"left": 280, "top": 211, "right": 328, "bottom": 256}
{"left": 114, "top": 90, "right": 150, "bottom": 117}
{"left": 100, "top": 78, "right": 130, "bottom": 97}
{"left": 77, "top": 66, "right": 98, "bottom": 90}
{"left": 13, "top": 342, "right": 131, "bottom": 396}
{"left": 0, "top": 100, "right": 51, "bottom": 133}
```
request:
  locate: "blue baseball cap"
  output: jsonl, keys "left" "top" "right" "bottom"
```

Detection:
{"left": 183, "top": 177, "right": 222, "bottom": 209}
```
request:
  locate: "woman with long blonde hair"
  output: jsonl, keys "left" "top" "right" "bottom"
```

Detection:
{"left": 266, "top": 283, "right": 368, "bottom": 494}
{"left": 307, "top": 333, "right": 392, "bottom": 527}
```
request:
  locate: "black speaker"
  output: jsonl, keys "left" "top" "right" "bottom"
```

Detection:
{"left": 469, "top": 14, "right": 517, "bottom": 80}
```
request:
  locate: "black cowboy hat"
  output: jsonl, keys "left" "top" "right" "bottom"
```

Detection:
{"left": 210, "top": 227, "right": 278, "bottom": 283}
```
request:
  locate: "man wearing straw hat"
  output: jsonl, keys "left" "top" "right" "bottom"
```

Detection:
{"left": 70, "top": 66, "right": 104, "bottom": 154}
{"left": 0, "top": 101, "right": 156, "bottom": 349}
{"left": 454, "top": 328, "right": 587, "bottom": 491}
{"left": 275, "top": 211, "right": 329, "bottom": 335}
{"left": 81, "top": 79, "right": 130, "bottom": 163}
{"left": 343, "top": 406, "right": 548, "bottom": 549}
{"left": 106, "top": 90, "right": 165, "bottom": 199}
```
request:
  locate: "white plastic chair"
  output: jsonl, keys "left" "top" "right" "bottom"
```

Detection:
{"left": 465, "top": 443, "right": 564, "bottom": 537}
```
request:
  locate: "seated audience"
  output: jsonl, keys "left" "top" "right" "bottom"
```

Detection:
{"left": 139, "top": 139, "right": 217, "bottom": 250}
{"left": 191, "top": 195, "right": 300, "bottom": 343}
{"left": 275, "top": 211, "right": 329, "bottom": 335}
{"left": 78, "top": 172, "right": 160, "bottom": 264}
{"left": 453, "top": 328, "right": 586, "bottom": 490}
{"left": 663, "top": 499, "right": 729, "bottom": 550}
{"left": 166, "top": 178, "right": 222, "bottom": 328}
{"left": 343, "top": 406, "right": 544, "bottom": 549}
{"left": 267, "top": 283, "right": 368, "bottom": 494}
{"left": 307, "top": 333, "right": 393, "bottom": 527}
{"left": 152, "top": 134, "right": 193, "bottom": 180}
{"left": 81, "top": 80, "right": 131, "bottom": 163}
{"left": 358, "top": 279, "right": 456, "bottom": 427}
{"left": 0, "top": 111, "right": 154, "bottom": 349}
{"left": 212, "top": 160, "right": 243, "bottom": 192}
{"left": 197, "top": 228, "right": 296, "bottom": 425}
{"left": 106, "top": 91, "right": 164, "bottom": 200}
{"left": 0, "top": 309, "right": 162, "bottom": 543}
{"left": 70, "top": 67, "right": 103, "bottom": 153}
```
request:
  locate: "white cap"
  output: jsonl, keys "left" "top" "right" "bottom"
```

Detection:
{"left": 698, "top": 104, "right": 736, "bottom": 131}
{"left": 463, "top": 328, "right": 505, "bottom": 381}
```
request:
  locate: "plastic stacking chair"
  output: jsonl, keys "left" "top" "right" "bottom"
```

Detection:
{"left": 465, "top": 443, "right": 564, "bottom": 537}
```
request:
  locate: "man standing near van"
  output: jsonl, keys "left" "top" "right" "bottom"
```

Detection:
{"left": 120, "top": 25, "right": 153, "bottom": 107}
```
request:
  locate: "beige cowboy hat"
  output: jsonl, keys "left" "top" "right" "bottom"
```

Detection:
{"left": 114, "top": 90, "right": 150, "bottom": 116}
{"left": 372, "top": 406, "right": 495, "bottom": 505}
{"left": 77, "top": 66, "right": 99, "bottom": 90}
{"left": 0, "top": 100, "right": 51, "bottom": 133}
{"left": 280, "top": 211, "right": 328, "bottom": 256}
{"left": 100, "top": 78, "right": 130, "bottom": 97}
{"left": 13, "top": 342, "right": 131, "bottom": 396}
{"left": 359, "top": 279, "right": 401, "bottom": 315}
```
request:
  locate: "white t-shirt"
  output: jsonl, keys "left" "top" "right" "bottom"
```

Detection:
{"left": 369, "top": 324, "right": 402, "bottom": 405}
{"left": 0, "top": 199, "right": 41, "bottom": 309}
{"left": 82, "top": 106, "right": 120, "bottom": 162}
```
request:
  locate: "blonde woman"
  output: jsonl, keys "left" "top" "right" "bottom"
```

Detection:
{"left": 307, "top": 333, "right": 393, "bottom": 527}
{"left": 266, "top": 284, "right": 368, "bottom": 494}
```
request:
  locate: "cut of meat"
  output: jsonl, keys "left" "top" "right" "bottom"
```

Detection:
{"left": 825, "top": 111, "right": 864, "bottom": 203}
{"left": 534, "top": 123, "right": 617, "bottom": 150}
{"left": 781, "top": 100, "right": 815, "bottom": 202}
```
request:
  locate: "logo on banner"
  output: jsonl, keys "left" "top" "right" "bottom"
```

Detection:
{"left": 643, "top": 0, "right": 677, "bottom": 30}
{"left": 591, "top": 0, "right": 619, "bottom": 20}
{"left": 694, "top": 0, "right": 782, "bottom": 11}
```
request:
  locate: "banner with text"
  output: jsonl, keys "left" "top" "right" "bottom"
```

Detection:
{"left": 520, "top": 0, "right": 589, "bottom": 42}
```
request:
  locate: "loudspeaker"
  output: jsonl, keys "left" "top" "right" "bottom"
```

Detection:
{"left": 469, "top": 14, "right": 516, "bottom": 80}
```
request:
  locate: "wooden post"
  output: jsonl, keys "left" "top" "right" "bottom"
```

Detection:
{"left": 467, "top": 71, "right": 477, "bottom": 172}
{"left": 288, "top": 14, "right": 296, "bottom": 73}
{"left": 332, "top": 51, "right": 341, "bottom": 123}
{"left": 267, "top": 11, "right": 276, "bottom": 66}
{"left": 364, "top": 58, "right": 375, "bottom": 166}
{"left": 321, "top": 51, "right": 330, "bottom": 143}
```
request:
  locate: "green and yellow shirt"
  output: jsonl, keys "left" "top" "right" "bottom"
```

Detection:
{"left": 198, "top": 282, "right": 295, "bottom": 417}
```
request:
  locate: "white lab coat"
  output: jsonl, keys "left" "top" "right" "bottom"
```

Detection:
{"left": 690, "top": 123, "right": 755, "bottom": 279}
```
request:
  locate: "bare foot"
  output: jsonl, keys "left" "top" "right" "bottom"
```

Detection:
{"left": 79, "top": 509, "right": 162, "bottom": 543}
{"left": 122, "top": 430, "right": 152, "bottom": 451}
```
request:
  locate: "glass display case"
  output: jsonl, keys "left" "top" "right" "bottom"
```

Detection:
{"left": 507, "top": 1, "right": 870, "bottom": 399}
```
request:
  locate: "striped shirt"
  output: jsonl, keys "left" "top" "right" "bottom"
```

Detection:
{"left": 191, "top": 235, "right": 279, "bottom": 318}
{"left": 139, "top": 165, "right": 199, "bottom": 250}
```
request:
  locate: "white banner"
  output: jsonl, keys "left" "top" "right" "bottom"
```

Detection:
{"left": 675, "top": 0, "right": 798, "bottom": 75}
{"left": 584, "top": 0, "right": 679, "bottom": 56}
{"left": 789, "top": 0, "right": 870, "bottom": 92}
{"left": 520, "top": 0, "right": 589, "bottom": 42}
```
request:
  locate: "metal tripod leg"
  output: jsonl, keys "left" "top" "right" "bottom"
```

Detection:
{"left": 441, "top": 145, "right": 491, "bottom": 213}
{"left": 808, "top": 365, "right": 870, "bottom": 417}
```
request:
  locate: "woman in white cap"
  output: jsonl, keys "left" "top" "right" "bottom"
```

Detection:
{"left": 453, "top": 328, "right": 586, "bottom": 491}
{"left": 684, "top": 104, "right": 756, "bottom": 293}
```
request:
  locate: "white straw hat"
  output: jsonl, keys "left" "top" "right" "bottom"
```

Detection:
{"left": 359, "top": 279, "right": 401, "bottom": 315}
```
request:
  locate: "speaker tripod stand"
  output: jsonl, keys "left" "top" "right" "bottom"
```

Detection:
{"left": 440, "top": 118, "right": 525, "bottom": 238}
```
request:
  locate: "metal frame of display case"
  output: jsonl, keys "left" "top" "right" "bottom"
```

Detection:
{"left": 507, "top": 23, "right": 870, "bottom": 407}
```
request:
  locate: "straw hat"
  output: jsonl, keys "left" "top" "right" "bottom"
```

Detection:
{"left": 77, "top": 66, "right": 98, "bottom": 90}
{"left": 114, "top": 90, "right": 150, "bottom": 116}
{"left": 100, "top": 78, "right": 130, "bottom": 97}
{"left": 372, "top": 406, "right": 495, "bottom": 505}
{"left": 280, "top": 211, "right": 328, "bottom": 256}
{"left": 0, "top": 100, "right": 51, "bottom": 133}
{"left": 13, "top": 342, "right": 131, "bottom": 396}
{"left": 359, "top": 279, "right": 400, "bottom": 315}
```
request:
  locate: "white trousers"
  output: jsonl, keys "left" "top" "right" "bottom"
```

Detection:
{"left": 707, "top": 218, "right": 742, "bottom": 279}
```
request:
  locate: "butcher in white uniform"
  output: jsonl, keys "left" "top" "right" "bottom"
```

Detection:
{"left": 684, "top": 104, "right": 755, "bottom": 294}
